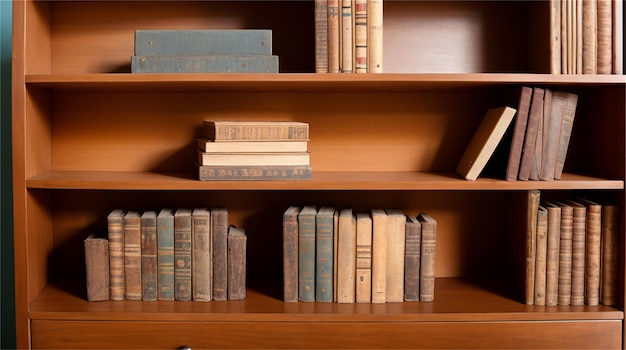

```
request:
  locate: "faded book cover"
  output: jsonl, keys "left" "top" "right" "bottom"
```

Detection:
{"left": 316, "top": 206, "right": 336, "bottom": 302}
{"left": 337, "top": 208, "right": 356, "bottom": 303}
{"left": 385, "top": 209, "right": 406, "bottom": 303}
{"left": 328, "top": 0, "right": 340, "bottom": 73}
{"left": 212, "top": 207, "right": 229, "bottom": 301}
{"left": 157, "top": 208, "right": 175, "bottom": 301}
{"left": 174, "top": 208, "right": 193, "bottom": 301}
{"left": 567, "top": 200, "right": 586, "bottom": 306}
{"left": 533, "top": 205, "right": 548, "bottom": 306}
{"left": 543, "top": 202, "right": 561, "bottom": 306}
{"left": 298, "top": 206, "right": 317, "bottom": 302}
{"left": 404, "top": 215, "right": 422, "bottom": 302}
{"left": 198, "top": 165, "right": 312, "bottom": 181}
{"left": 370, "top": 209, "right": 387, "bottom": 303}
{"left": 204, "top": 120, "right": 309, "bottom": 142}
{"left": 505, "top": 86, "right": 533, "bottom": 181}
{"left": 283, "top": 206, "right": 301, "bottom": 302}
{"left": 354, "top": 0, "right": 367, "bottom": 73}
{"left": 356, "top": 212, "right": 372, "bottom": 303}
{"left": 367, "top": 0, "right": 383, "bottom": 72}
{"left": 555, "top": 201, "right": 573, "bottom": 306}
{"left": 123, "top": 211, "right": 142, "bottom": 301}
{"left": 227, "top": 226, "right": 247, "bottom": 300}
{"left": 554, "top": 92, "right": 578, "bottom": 179}
{"left": 140, "top": 211, "right": 158, "bottom": 301}
{"left": 84, "top": 233, "right": 110, "bottom": 301}
{"left": 519, "top": 88, "right": 545, "bottom": 181}
{"left": 193, "top": 207, "right": 212, "bottom": 301}
{"left": 601, "top": 202, "right": 619, "bottom": 306}
{"left": 131, "top": 54, "right": 279, "bottom": 74}
{"left": 107, "top": 209, "right": 126, "bottom": 301}
{"left": 578, "top": 197, "right": 602, "bottom": 306}
{"left": 418, "top": 212, "right": 437, "bottom": 302}
{"left": 315, "top": 0, "right": 329, "bottom": 73}
{"left": 525, "top": 190, "right": 541, "bottom": 305}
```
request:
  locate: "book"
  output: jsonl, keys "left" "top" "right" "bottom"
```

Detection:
{"left": 404, "top": 215, "right": 422, "bottom": 302}
{"left": 456, "top": 106, "right": 517, "bottom": 181}
{"left": 529, "top": 88, "right": 546, "bottom": 180}
{"left": 123, "top": 211, "right": 142, "bottom": 300}
{"left": 107, "top": 209, "right": 125, "bottom": 301}
{"left": 198, "top": 165, "right": 312, "bottom": 181}
{"left": 227, "top": 225, "right": 247, "bottom": 300}
{"left": 385, "top": 209, "right": 405, "bottom": 303}
{"left": 355, "top": 212, "right": 372, "bottom": 303}
{"left": 298, "top": 205, "right": 317, "bottom": 302}
{"left": 197, "top": 151, "right": 310, "bottom": 166}
{"left": 550, "top": 0, "right": 562, "bottom": 74}
{"left": 597, "top": 0, "right": 613, "bottom": 74}
{"left": 567, "top": 199, "right": 586, "bottom": 306}
{"left": 283, "top": 206, "right": 301, "bottom": 302}
{"left": 211, "top": 207, "right": 229, "bottom": 301}
{"left": 519, "top": 87, "right": 545, "bottom": 181}
{"left": 84, "top": 233, "right": 110, "bottom": 301}
{"left": 315, "top": 0, "right": 329, "bottom": 73}
{"left": 555, "top": 201, "right": 573, "bottom": 306}
{"left": 612, "top": 0, "right": 624, "bottom": 74}
{"left": 540, "top": 89, "right": 564, "bottom": 181}
{"left": 203, "top": 121, "right": 310, "bottom": 141}
{"left": 140, "top": 210, "right": 158, "bottom": 301}
{"left": 354, "top": 0, "right": 367, "bottom": 73}
{"left": 370, "top": 209, "right": 387, "bottom": 303}
{"left": 333, "top": 210, "right": 339, "bottom": 302}
{"left": 156, "top": 208, "right": 175, "bottom": 300}
{"left": 316, "top": 206, "right": 335, "bottom": 302}
{"left": 579, "top": 197, "right": 602, "bottom": 306}
{"left": 583, "top": 0, "right": 598, "bottom": 74}
{"left": 337, "top": 208, "right": 356, "bottom": 303}
{"left": 341, "top": 0, "right": 353, "bottom": 73}
{"left": 505, "top": 86, "right": 533, "bottom": 181}
{"left": 367, "top": 0, "right": 383, "bottom": 72}
{"left": 553, "top": 91, "right": 578, "bottom": 179}
{"left": 174, "top": 208, "right": 192, "bottom": 301}
{"left": 197, "top": 138, "right": 308, "bottom": 153}
{"left": 601, "top": 202, "right": 619, "bottom": 306}
{"left": 525, "top": 190, "right": 541, "bottom": 305}
{"left": 418, "top": 212, "right": 437, "bottom": 302}
{"left": 533, "top": 205, "right": 548, "bottom": 306}
{"left": 131, "top": 54, "right": 279, "bottom": 74}
{"left": 134, "top": 29, "right": 273, "bottom": 56}
{"left": 328, "top": 0, "right": 340, "bottom": 73}
{"left": 192, "top": 207, "right": 212, "bottom": 302}
{"left": 543, "top": 202, "right": 561, "bottom": 306}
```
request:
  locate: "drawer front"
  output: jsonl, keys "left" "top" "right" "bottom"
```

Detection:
{"left": 32, "top": 320, "right": 622, "bottom": 349}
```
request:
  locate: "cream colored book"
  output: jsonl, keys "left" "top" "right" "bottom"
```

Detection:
{"left": 337, "top": 208, "right": 356, "bottom": 303}
{"left": 370, "top": 209, "right": 387, "bottom": 303}
{"left": 197, "top": 138, "right": 308, "bottom": 153}
{"left": 197, "top": 151, "right": 310, "bottom": 166}
{"left": 456, "top": 106, "right": 517, "bottom": 181}
{"left": 385, "top": 209, "right": 405, "bottom": 303}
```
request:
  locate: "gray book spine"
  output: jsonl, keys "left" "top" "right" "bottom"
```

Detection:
{"left": 131, "top": 54, "right": 279, "bottom": 73}
{"left": 134, "top": 29, "right": 273, "bottom": 56}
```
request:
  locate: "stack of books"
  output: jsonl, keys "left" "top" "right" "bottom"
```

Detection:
{"left": 283, "top": 206, "right": 438, "bottom": 303}
{"left": 197, "top": 120, "right": 312, "bottom": 181}
{"left": 84, "top": 208, "right": 247, "bottom": 302}
{"left": 524, "top": 191, "right": 619, "bottom": 307}
{"left": 131, "top": 29, "right": 279, "bottom": 73}
{"left": 315, "top": 0, "right": 383, "bottom": 73}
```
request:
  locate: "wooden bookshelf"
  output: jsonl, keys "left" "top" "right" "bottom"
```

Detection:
{"left": 12, "top": 0, "right": 625, "bottom": 348}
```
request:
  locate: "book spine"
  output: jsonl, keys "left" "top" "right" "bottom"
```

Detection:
{"left": 582, "top": 0, "right": 598, "bottom": 74}
{"left": 525, "top": 190, "right": 541, "bottom": 305}
{"left": 134, "top": 29, "right": 273, "bottom": 56}
{"left": 316, "top": 207, "right": 335, "bottom": 302}
{"left": 519, "top": 87, "right": 545, "bottom": 181}
{"left": 315, "top": 0, "right": 329, "bottom": 73}
{"left": 570, "top": 203, "right": 586, "bottom": 306}
{"left": 174, "top": 209, "right": 192, "bottom": 301}
{"left": 612, "top": 0, "right": 623, "bottom": 74}
{"left": 204, "top": 123, "right": 310, "bottom": 142}
{"left": 123, "top": 211, "right": 142, "bottom": 301}
{"left": 107, "top": 210, "right": 125, "bottom": 301}
{"left": 550, "top": 0, "right": 562, "bottom": 74}
{"left": 554, "top": 92, "right": 578, "bottom": 179}
{"left": 140, "top": 211, "right": 158, "bottom": 301}
{"left": 298, "top": 206, "right": 317, "bottom": 302}
{"left": 354, "top": 0, "right": 367, "bottom": 73}
{"left": 355, "top": 212, "right": 372, "bottom": 303}
{"left": 371, "top": 209, "right": 387, "bottom": 303}
{"left": 505, "top": 86, "right": 533, "bottom": 181}
{"left": 540, "top": 90, "right": 565, "bottom": 181}
{"left": 367, "top": 0, "right": 383, "bottom": 72}
{"left": 283, "top": 206, "right": 301, "bottom": 302}
{"left": 337, "top": 209, "right": 356, "bottom": 303}
{"left": 403, "top": 216, "right": 421, "bottom": 302}
{"left": 584, "top": 200, "right": 602, "bottom": 306}
{"left": 385, "top": 209, "right": 405, "bottom": 303}
{"left": 84, "top": 234, "right": 110, "bottom": 301}
{"left": 544, "top": 203, "right": 561, "bottom": 306}
{"left": 557, "top": 202, "right": 573, "bottom": 306}
{"left": 198, "top": 165, "right": 312, "bottom": 181}
{"left": 533, "top": 206, "right": 548, "bottom": 306}
{"left": 601, "top": 203, "right": 619, "bottom": 306}
{"left": 212, "top": 207, "right": 229, "bottom": 301}
{"left": 157, "top": 209, "right": 175, "bottom": 301}
{"left": 341, "top": 0, "right": 353, "bottom": 73}
{"left": 418, "top": 213, "right": 437, "bottom": 302}
{"left": 192, "top": 208, "right": 212, "bottom": 302}
{"left": 328, "top": 0, "right": 340, "bottom": 73}
{"left": 597, "top": 0, "right": 613, "bottom": 74}
{"left": 227, "top": 226, "right": 247, "bottom": 300}
{"left": 131, "top": 54, "right": 279, "bottom": 74}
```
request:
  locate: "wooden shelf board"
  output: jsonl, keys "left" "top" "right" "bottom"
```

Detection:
{"left": 29, "top": 278, "right": 623, "bottom": 323}
{"left": 25, "top": 73, "right": 626, "bottom": 92}
{"left": 25, "top": 170, "right": 624, "bottom": 191}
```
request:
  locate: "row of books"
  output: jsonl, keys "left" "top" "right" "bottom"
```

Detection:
{"left": 197, "top": 120, "right": 312, "bottom": 180}
{"left": 315, "top": 0, "right": 383, "bottom": 73}
{"left": 283, "top": 206, "right": 437, "bottom": 303}
{"left": 525, "top": 191, "right": 618, "bottom": 307}
{"left": 84, "top": 208, "right": 247, "bottom": 302}
{"left": 130, "top": 29, "right": 279, "bottom": 73}
{"left": 549, "top": 0, "right": 623, "bottom": 75}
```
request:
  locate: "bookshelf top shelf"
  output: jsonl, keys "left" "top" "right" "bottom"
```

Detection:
{"left": 25, "top": 73, "right": 626, "bottom": 92}
{"left": 26, "top": 170, "right": 624, "bottom": 191}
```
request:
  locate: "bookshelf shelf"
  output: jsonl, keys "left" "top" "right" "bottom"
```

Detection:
{"left": 12, "top": 0, "right": 625, "bottom": 348}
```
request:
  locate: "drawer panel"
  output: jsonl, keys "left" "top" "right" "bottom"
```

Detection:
{"left": 32, "top": 319, "right": 622, "bottom": 349}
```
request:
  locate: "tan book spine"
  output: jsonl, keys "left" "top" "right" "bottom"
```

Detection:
{"left": 333, "top": 210, "right": 339, "bottom": 302}
{"left": 543, "top": 202, "right": 561, "bottom": 306}
{"left": 192, "top": 208, "right": 212, "bottom": 302}
{"left": 597, "top": 0, "right": 613, "bottom": 74}
{"left": 328, "top": 0, "right": 340, "bottom": 73}
{"left": 580, "top": 198, "right": 602, "bottom": 306}
{"left": 519, "top": 88, "right": 545, "bottom": 181}
{"left": 337, "top": 209, "right": 356, "bottom": 303}
{"left": 283, "top": 206, "right": 300, "bottom": 302}
{"left": 211, "top": 207, "right": 229, "bottom": 301}
{"left": 84, "top": 233, "right": 110, "bottom": 301}
{"left": 203, "top": 121, "right": 310, "bottom": 141}
{"left": 315, "top": 0, "right": 329, "bottom": 73}
{"left": 568, "top": 200, "right": 586, "bottom": 306}
{"left": 418, "top": 212, "right": 437, "bottom": 302}
{"left": 601, "top": 203, "right": 619, "bottom": 306}
{"left": 550, "top": 0, "right": 562, "bottom": 74}
{"left": 140, "top": 211, "right": 158, "bottom": 301}
{"left": 371, "top": 209, "right": 387, "bottom": 303}
{"left": 385, "top": 209, "right": 405, "bottom": 303}
{"left": 525, "top": 190, "right": 541, "bottom": 305}
{"left": 540, "top": 90, "right": 566, "bottom": 181}
{"left": 404, "top": 215, "right": 421, "bottom": 302}
{"left": 356, "top": 212, "right": 372, "bottom": 303}
{"left": 341, "top": 0, "right": 353, "bottom": 73}
{"left": 367, "top": 0, "right": 383, "bottom": 73}
{"left": 107, "top": 209, "right": 125, "bottom": 301}
{"left": 612, "top": 0, "right": 623, "bottom": 74}
{"left": 123, "top": 211, "right": 142, "bottom": 301}
{"left": 505, "top": 86, "right": 533, "bottom": 181}
{"left": 174, "top": 208, "right": 192, "bottom": 301}
{"left": 583, "top": 0, "right": 598, "bottom": 74}
{"left": 354, "top": 0, "right": 367, "bottom": 73}
{"left": 534, "top": 205, "right": 548, "bottom": 306}
{"left": 227, "top": 226, "right": 247, "bottom": 300}
{"left": 561, "top": 0, "right": 568, "bottom": 73}
{"left": 530, "top": 91, "right": 546, "bottom": 180}
{"left": 556, "top": 201, "right": 573, "bottom": 306}
{"left": 576, "top": 0, "right": 583, "bottom": 73}
{"left": 554, "top": 92, "right": 579, "bottom": 179}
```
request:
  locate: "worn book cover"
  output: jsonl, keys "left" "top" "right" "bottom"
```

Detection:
{"left": 370, "top": 209, "right": 387, "bottom": 303}
{"left": 84, "top": 233, "right": 110, "bottom": 301}
{"left": 197, "top": 150, "right": 310, "bottom": 166}
{"left": 519, "top": 87, "right": 545, "bottom": 180}
{"left": 157, "top": 208, "right": 175, "bottom": 300}
{"left": 298, "top": 206, "right": 317, "bottom": 302}
{"left": 107, "top": 209, "right": 125, "bottom": 301}
{"left": 174, "top": 208, "right": 192, "bottom": 301}
{"left": 192, "top": 207, "right": 212, "bottom": 301}
{"left": 227, "top": 226, "right": 247, "bottom": 300}
{"left": 283, "top": 206, "right": 301, "bottom": 302}
{"left": 212, "top": 207, "right": 229, "bottom": 301}
{"left": 555, "top": 201, "right": 573, "bottom": 306}
{"left": 578, "top": 197, "right": 601, "bottom": 306}
{"left": 567, "top": 200, "right": 586, "bottom": 306}
{"left": 404, "top": 215, "right": 422, "bottom": 302}
{"left": 543, "top": 202, "right": 561, "bottom": 306}
{"left": 385, "top": 209, "right": 406, "bottom": 303}
{"left": 123, "top": 211, "right": 142, "bottom": 300}
{"left": 316, "top": 206, "right": 335, "bottom": 302}
{"left": 355, "top": 212, "right": 372, "bottom": 303}
{"left": 198, "top": 165, "right": 312, "bottom": 181}
{"left": 533, "top": 205, "right": 548, "bottom": 306}
{"left": 131, "top": 54, "right": 279, "bottom": 74}
{"left": 337, "top": 208, "right": 356, "bottom": 303}
{"left": 204, "top": 120, "right": 309, "bottom": 141}
{"left": 140, "top": 211, "right": 158, "bottom": 301}
{"left": 418, "top": 212, "right": 437, "bottom": 302}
